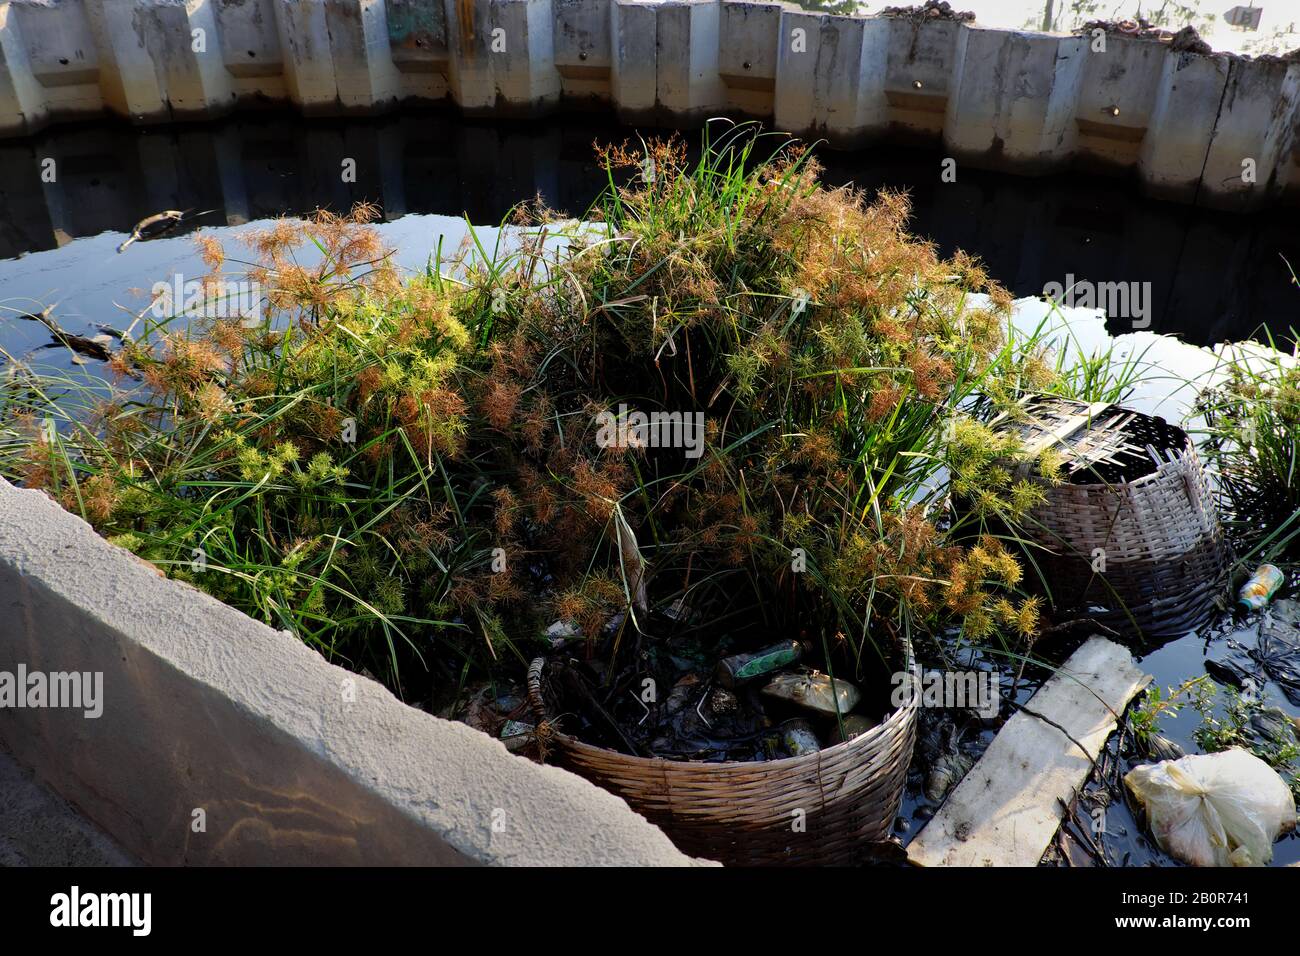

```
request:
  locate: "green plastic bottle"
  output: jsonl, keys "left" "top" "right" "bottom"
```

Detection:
{"left": 715, "top": 640, "right": 804, "bottom": 688}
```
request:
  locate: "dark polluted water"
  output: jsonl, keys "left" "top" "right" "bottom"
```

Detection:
{"left": 2, "top": 109, "right": 1297, "bottom": 867}
{"left": 895, "top": 617, "right": 1300, "bottom": 868}
{"left": 0, "top": 109, "right": 1296, "bottom": 355}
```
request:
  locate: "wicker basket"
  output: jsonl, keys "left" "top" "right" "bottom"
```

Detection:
{"left": 992, "top": 396, "right": 1229, "bottom": 637}
{"left": 527, "top": 649, "right": 918, "bottom": 866}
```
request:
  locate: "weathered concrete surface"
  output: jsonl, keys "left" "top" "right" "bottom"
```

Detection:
{"left": 1073, "top": 33, "right": 1166, "bottom": 171}
{"left": 944, "top": 27, "right": 1086, "bottom": 172}
{"left": 0, "top": 745, "right": 137, "bottom": 866}
{"left": 882, "top": 16, "right": 958, "bottom": 141}
{"left": 0, "top": 478, "right": 704, "bottom": 866}
{"left": 718, "top": 0, "right": 780, "bottom": 118}
{"left": 0, "top": 0, "right": 1292, "bottom": 209}
{"left": 774, "top": 9, "right": 888, "bottom": 146}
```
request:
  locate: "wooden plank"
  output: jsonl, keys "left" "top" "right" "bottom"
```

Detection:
{"left": 907, "top": 636, "right": 1151, "bottom": 867}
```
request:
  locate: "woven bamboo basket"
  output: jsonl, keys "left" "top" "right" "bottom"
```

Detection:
{"left": 527, "top": 648, "right": 918, "bottom": 866}
{"left": 992, "top": 396, "right": 1229, "bottom": 637}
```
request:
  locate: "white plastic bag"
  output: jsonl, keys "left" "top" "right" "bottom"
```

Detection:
{"left": 1125, "top": 748, "right": 1297, "bottom": 867}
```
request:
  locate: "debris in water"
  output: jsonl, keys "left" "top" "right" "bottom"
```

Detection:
{"left": 540, "top": 629, "right": 890, "bottom": 763}
{"left": 715, "top": 640, "right": 804, "bottom": 688}
{"left": 923, "top": 722, "right": 973, "bottom": 802}
{"left": 1246, "top": 706, "right": 1299, "bottom": 752}
{"left": 1273, "top": 598, "right": 1300, "bottom": 626}
{"left": 116, "top": 210, "right": 185, "bottom": 253}
{"left": 1137, "top": 732, "right": 1186, "bottom": 763}
{"left": 19, "top": 306, "right": 114, "bottom": 362}
{"left": 709, "top": 687, "right": 738, "bottom": 715}
{"left": 664, "top": 673, "right": 702, "bottom": 717}
{"left": 1125, "top": 749, "right": 1296, "bottom": 866}
{"left": 115, "top": 208, "right": 215, "bottom": 253}
{"left": 761, "top": 670, "right": 861, "bottom": 716}
{"left": 780, "top": 719, "right": 821, "bottom": 757}
{"left": 543, "top": 619, "right": 581, "bottom": 648}
{"left": 660, "top": 597, "right": 695, "bottom": 624}
{"left": 1252, "top": 619, "right": 1296, "bottom": 677}
{"left": 1238, "top": 564, "right": 1284, "bottom": 611}
{"left": 1207, "top": 617, "right": 1300, "bottom": 706}
{"left": 829, "top": 714, "right": 878, "bottom": 743}
{"left": 500, "top": 719, "right": 534, "bottom": 753}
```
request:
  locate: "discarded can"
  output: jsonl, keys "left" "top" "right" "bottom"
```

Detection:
{"left": 828, "top": 714, "right": 877, "bottom": 744}
{"left": 761, "top": 670, "right": 861, "bottom": 716}
{"left": 780, "top": 719, "right": 821, "bottom": 757}
{"left": 715, "top": 640, "right": 804, "bottom": 689}
{"left": 1239, "top": 564, "right": 1285, "bottom": 611}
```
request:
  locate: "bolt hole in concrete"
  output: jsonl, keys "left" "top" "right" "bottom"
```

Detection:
{"left": 0, "top": 112, "right": 1298, "bottom": 867}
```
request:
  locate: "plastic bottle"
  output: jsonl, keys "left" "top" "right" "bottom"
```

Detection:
{"left": 1238, "top": 564, "right": 1285, "bottom": 612}
{"left": 715, "top": 640, "right": 804, "bottom": 688}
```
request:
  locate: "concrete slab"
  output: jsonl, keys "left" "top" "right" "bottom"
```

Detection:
{"left": 0, "top": 746, "right": 135, "bottom": 867}
{"left": 0, "top": 479, "right": 705, "bottom": 866}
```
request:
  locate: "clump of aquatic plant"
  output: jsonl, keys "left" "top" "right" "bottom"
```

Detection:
{"left": 1191, "top": 684, "right": 1300, "bottom": 799}
{"left": 1195, "top": 329, "right": 1300, "bottom": 562}
{"left": 464, "top": 123, "right": 1085, "bottom": 680}
{"left": 0, "top": 125, "right": 1140, "bottom": 700}
{"left": 1130, "top": 676, "right": 1210, "bottom": 748}
{"left": 0, "top": 204, "right": 524, "bottom": 699}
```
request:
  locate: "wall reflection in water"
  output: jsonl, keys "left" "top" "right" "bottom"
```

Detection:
{"left": 0, "top": 110, "right": 1294, "bottom": 347}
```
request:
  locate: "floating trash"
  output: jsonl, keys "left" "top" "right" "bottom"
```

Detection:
{"left": 1137, "top": 732, "right": 1186, "bottom": 763}
{"left": 543, "top": 620, "right": 581, "bottom": 648}
{"left": 921, "top": 722, "right": 973, "bottom": 802}
{"left": 1246, "top": 706, "right": 1299, "bottom": 752}
{"left": 761, "top": 670, "right": 861, "bottom": 716}
{"left": 500, "top": 720, "right": 534, "bottom": 753}
{"left": 1239, "top": 564, "right": 1285, "bottom": 612}
{"left": 708, "top": 687, "right": 738, "bottom": 715}
{"left": 1125, "top": 749, "right": 1296, "bottom": 867}
{"left": 715, "top": 640, "right": 804, "bottom": 688}
{"left": 828, "top": 714, "right": 878, "bottom": 743}
{"left": 779, "top": 719, "right": 822, "bottom": 757}
{"left": 1206, "top": 617, "right": 1300, "bottom": 707}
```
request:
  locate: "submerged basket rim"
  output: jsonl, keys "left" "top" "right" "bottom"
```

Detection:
{"left": 527, "top": 640, "right": 919, "bottom": 774}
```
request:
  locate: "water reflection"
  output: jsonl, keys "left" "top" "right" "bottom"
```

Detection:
{"left": 0, "top": 110, "right": 1295, "bottom": 358}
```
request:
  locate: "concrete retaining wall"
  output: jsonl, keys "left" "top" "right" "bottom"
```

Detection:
{"left": 0, "top": 478, "right": 703, "bottom": 866}
{"left": 0, "top": 0, "right": 1294, "bottom": 207}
